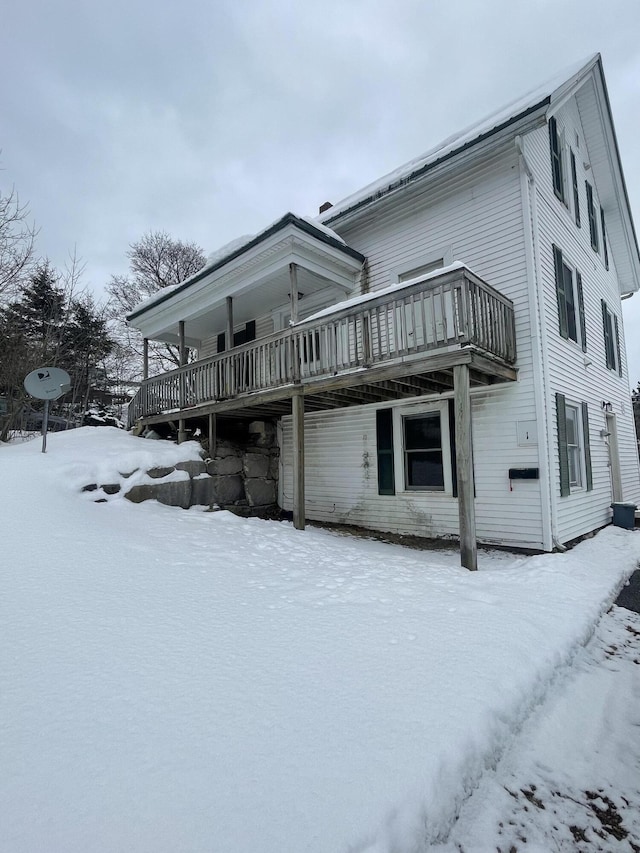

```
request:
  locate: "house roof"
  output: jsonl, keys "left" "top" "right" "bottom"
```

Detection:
{"left": 318, "top": 56, "right": 600, "bottom": 225}
{"left": 127, "top": 212, "right": 365, "bottom": 322}
{"left": 317, "top": 53, "right": 640, "bottom": 295}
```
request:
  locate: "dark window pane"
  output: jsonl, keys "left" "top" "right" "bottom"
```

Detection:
{"left": 407, "top": 451, "right": 444, "bottom": 488}
{"left": 404, "top": 413, "right": 441, "bottom": 449}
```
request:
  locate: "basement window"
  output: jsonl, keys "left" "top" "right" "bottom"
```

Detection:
{"left": 393, "top": 402, "right": 452, "bottom": 493}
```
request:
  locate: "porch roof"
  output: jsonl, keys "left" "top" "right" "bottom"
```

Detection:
{"left": 126, "top": 213, "right": 366, "bottom": 347}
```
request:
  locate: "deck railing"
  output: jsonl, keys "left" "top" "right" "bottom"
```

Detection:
{"left": 127, "top": 269, "right": 516, "bottom": 426}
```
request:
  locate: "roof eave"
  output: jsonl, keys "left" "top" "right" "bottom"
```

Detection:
{"left": 127, "top": 212, "right": 365, "bottom": 323}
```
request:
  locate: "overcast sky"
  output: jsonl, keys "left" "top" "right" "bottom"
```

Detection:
{"left": 2, "top": 0, "right": 639, "bottom": 382}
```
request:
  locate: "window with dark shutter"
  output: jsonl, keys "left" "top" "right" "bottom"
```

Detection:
{"left": 549, "top": 117, "right": 565, "bottom": 202}
{"left": 601, "top": 301, "right": 617, "bottom": 371}
{"left": 376, "top": 409, "right": 395, "bottom": 495}
{"left": 216, "top": 320, "right": 257, "bottom": 353}
{"left": 570, "top": 150, "right": 580, "bottom": 227}
{"left": 600, "top": 207, "right": 609, "bottom": 269}
{"left": 556, "top": 393, "right": 570, "bottom": 497}
{"left": 614, "top": 314, "right": 622, "bottom": 377}
{"left": 586, "top": 182, "right": 599, "bottom": 252}
{"left": 576, "top": 272, "right": 586, "bottom": 352}
{"left": 581, "top": 402, "right": 593, "bottom": 491}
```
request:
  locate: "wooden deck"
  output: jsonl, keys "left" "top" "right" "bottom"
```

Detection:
{"left": 128, "top": 267, "right": 517, "bottom": 427}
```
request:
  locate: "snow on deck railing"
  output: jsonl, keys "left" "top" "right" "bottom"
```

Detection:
{"left": 127, "top": 268, "right": 516, "bottom": 426}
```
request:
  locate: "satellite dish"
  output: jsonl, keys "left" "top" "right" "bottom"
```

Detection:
{"left": 24, "top": 367, "right": 72, "bottom": 401}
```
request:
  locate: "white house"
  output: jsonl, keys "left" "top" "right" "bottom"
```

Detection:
{"left": 127, "top": 54, "right": 640, "bottom": 567}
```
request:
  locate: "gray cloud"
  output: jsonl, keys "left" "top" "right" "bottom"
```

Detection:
{"left": 2, "top": 0, "right": 639, "bottom": 380}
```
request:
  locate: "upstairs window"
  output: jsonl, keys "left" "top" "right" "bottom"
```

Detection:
{"left": 553, "top": 245, "right": 586, "bottom": 351}
{"left": 217, "top": 320, "right": 256, "bottom": 353}
{"left": 570, "top": 150, "right": 581, "bottom": 227}
{"left": 549, "top": 117, "right": 565, "bottom": 202}
{"left": 600, "top": 207, "right": 609, "bottom": 269}
{"left": 601, "top": 301, "right": 622, "bottom": 375}
{"left": 586, "top": 181, "right": 599, "bottom": 252}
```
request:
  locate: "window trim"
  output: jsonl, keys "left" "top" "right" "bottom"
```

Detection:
{"left": 556, "top": 394, "right": 593, "bottom": 496}
{"left": 600, "top": 206, "right": 609, "bottom": 269}
{"left": 553, "top": 245, "right": 586, "bottom": 351}
{"left": 549, "top": 116, "right": 565, "bottom": 203}
{"left": 570, "top": 149, "right": 581, "bottom": 227}
{"left": 392, "top": 402, "right": 453, "bottom": 495}
{"left": 601, "top": 300, "right": 621, "bottom": 375}
{"left": 565, "top": 403, "right": 583, "bottom": 489}
{"left": 586, "top": 181, "right": 599, "bottom": 253}
{"left": 391, "top": 247, "right": 453, "bottom": 284}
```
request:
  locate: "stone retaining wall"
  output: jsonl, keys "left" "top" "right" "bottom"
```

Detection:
{"left": 83, "top": 420, "right": 280, "bottom": 515}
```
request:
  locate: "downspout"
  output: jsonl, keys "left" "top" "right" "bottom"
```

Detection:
{"left": 515, "top": 135, "right": 556, "bottom": 552}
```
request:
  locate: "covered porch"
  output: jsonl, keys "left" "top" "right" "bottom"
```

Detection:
{"left": 128, "top": 259, "right": 517, "bottom": 570}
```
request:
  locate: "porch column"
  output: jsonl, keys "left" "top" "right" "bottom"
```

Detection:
{"left": 453, "top": 364, "right": 477, "bottom": 570}
{"left": 226, "top": 297, "right": 234, "bottom": 349}
{"left": 142, "top": 337, "right": 149, "bottom": 380}
{"left": 292, "top": 389, "right": 305, "bottom": 530}
{"left": 178, "top": 321, "right": 187, "bottom": 366}
{"left": 289, "top": 263, "right": 299, "bottom": 323}
{"left": 178, "top": 320, "right": 187, "bottom": 444}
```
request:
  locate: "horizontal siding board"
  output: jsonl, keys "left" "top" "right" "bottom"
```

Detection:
{"left": 280, "top": 389, "right": 545, "bottom": 550}
{"left": 523, "top": 98, "right": 640, "bottom": 543}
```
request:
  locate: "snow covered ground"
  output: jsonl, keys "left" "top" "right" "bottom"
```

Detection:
{"left": 1, "top": 428, "right": 639, "bottom": 853}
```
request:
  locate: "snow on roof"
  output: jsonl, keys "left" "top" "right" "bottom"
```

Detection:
{"left": 206, "top": 234, "right": 255, "bottom": 267}
{"left": 128, "top": 213, "right": 350, "bottom": 320}
{"left": 299, "top": 261, "right": 468, "bottom": 324}
{"left": 318, "top": 54, "right": 600, "bottom": 224}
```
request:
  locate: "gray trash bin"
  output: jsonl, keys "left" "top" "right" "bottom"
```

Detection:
{"left": 611, "top": 502, "right": 637, "bottom": 530}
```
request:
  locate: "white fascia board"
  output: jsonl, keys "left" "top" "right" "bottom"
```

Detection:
{"left": 327, "top": 111, "right": 548, "bottom": 231}
{"left": 130, "top": 224, "right": 363, "bottom": 339}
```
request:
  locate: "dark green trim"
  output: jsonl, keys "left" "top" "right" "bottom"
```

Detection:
{"left": 376, "top": 409, "right": 395, "bottom": 495}
{"left": 582, "top": 402, "right": 593, "bottom": 491}
{"left": 127, "top": 213, "right": 366, "bottom": 322}
{"left": 600, "top": 206, "right": 609, "bottom": 269}
{"left": 586, "top": 181, "right": 599, "bottom": 252}
{"left": 556, "top": 393, "right": 570, "bottom": 497}
{"left": 614, "top": 314, "right": 622, "bottom": 376}
{"left": 549, "top": 116, "right": 565, "bottom": 202}
{"left": 570, "top": 149, "right": 581, "bottom": 227}
{"left": 448, "top": 399, "right": 458, "bottom": 498}
{"left": 576, "top": 271, "right": 587, "bottom": 352}
{"left": 553, "top": 244, "right": 568, "bottom": 339}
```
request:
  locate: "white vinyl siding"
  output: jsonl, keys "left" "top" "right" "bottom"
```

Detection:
{"left": 199, "top": 314, "right": 273, "bottom": 359}
{"left": 523, "top": 96, "right": 640, "bottom": 543}
{"left": 277, "top": 147, "right": 545, "bottom": 549}
{"left": 280, "top": 389, "right": 545, "bottom": 551}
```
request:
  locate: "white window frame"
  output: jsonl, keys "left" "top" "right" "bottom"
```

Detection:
{"left": 559, "top": 253, "right": 584, "bottom": 348}
{"left": 392, "top": 401, "right": 453, "bottom": 495}
{"left": 391, "top": 247, "right": 453, "bottom": 284}
{"left": 565, "top": 402, "right": 584, "bottom": 489}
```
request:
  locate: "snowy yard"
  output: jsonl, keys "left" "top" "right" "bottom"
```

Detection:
{"left": 1, "top": 428, "right": 639, "bottom": 852}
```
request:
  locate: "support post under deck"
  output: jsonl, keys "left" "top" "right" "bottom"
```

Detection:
{"left": 454, "top": 363, "right": 477, "bottom": 570}
{"left": 292, "top": 389, "right": 305, "bottom": 530}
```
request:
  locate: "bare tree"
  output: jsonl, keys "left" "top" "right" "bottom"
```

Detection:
{"left": 0, "top": 186, "right": 36, "bottom": 299}
{"left": 106, "top": 231, "right": 206, "bottom": 376}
